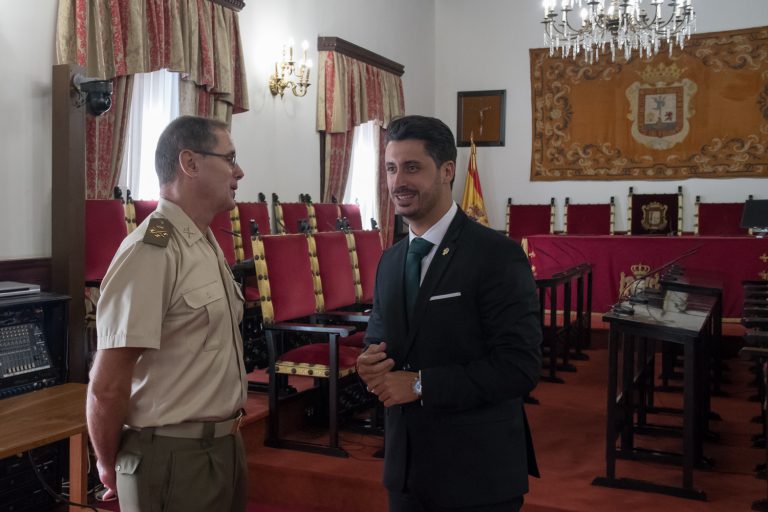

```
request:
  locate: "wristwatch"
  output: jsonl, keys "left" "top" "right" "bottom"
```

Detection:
{"left": 412, "top": 371, "right": 422, "bottom": 397}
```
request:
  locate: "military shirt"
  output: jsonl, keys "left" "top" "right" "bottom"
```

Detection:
{"left": 96, "top": 198, "right": 247, "bottom": 427}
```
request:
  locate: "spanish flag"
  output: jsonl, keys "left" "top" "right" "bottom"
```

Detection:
{"left": 460, "top": 139, "right": 490, "bottom": 226}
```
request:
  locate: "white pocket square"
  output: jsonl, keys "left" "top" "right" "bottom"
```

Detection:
{"left": 429, "top": 292, "right": 461, "bottom": 301}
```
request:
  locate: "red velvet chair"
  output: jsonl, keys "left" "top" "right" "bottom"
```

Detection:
{"left": 506, "top": 198, "right": 555, "bottom": 243}
{"left": 695, "top": 195, "right": 751, "bottom": 236}
{"left": 210, "top": 210, "right": 238, "bottom": 265}
{"left": 564, "top": 197, "right": 615, "bottom": 235}
{"left": 85, "top": 199, "right": 129, "bottom": 285}
{"left": 237, "top": 201, "right": 271, "bottom": 261}
{"left": 313, "top": 203, "right": 342, "bottom": 232}
{"left": 272, "top": 193, "right": 310, "bottom": 234}
{"left": 133, "top": 200, "right": 158, "bottom": 227}
{"left": 339, "top": 203, "right": 364, "bottom": 230}
{"left": 313, "top": 232, "right": 370, "bottom": 348}
{"left": 253, "top": 233, "right": 360, "bottom": 457}
{"left": 628, "top": 186, "right": 683, "bottom": 235}
{"left": 352, "top": 230, "right": 383, "bottom": 305}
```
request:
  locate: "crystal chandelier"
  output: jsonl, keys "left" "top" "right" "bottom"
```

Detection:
{"left": 542, "top": 0, "right": 696, "bottom": 63}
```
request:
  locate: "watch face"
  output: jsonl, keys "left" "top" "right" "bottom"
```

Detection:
{"left": 413, "top": 379, "right": 422, "bottom": 395}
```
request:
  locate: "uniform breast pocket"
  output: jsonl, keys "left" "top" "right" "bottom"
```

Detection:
{"left": 182, "top": 281, "right": 226, "bottom": 351}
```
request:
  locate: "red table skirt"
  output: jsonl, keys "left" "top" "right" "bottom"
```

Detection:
{"left": 526, "top": 235, "right": 768, "bottom": 320}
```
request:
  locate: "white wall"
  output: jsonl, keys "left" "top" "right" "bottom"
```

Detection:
{"left": 436, "top": 0, "right": 768, "bottom": 232}
{"left": 231, "top": 0, "right": 436, "bottom": 207}
{"left": 0, "top": 0, "right": 434, "bottom": 260}
{"left": 0, "top": 0, "right": 57, "bottom": 259}
{"left": 3, "top": 0, "right": 764, "bottom": 260}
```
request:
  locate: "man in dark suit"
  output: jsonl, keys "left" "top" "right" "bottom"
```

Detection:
{"left": 357, "top": 115, "right": 541, "bottom": 512}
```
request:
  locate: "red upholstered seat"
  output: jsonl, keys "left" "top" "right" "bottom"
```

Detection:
{"left": 314, "top": 232, "right": 358, "bottom": 311}
{"left": 85, "top": 199, "right": 128, "bottom": 284}
{"left": 261, "top": 234, "right": 318, "bottom": 323}
{"left": 506, "top": 199, "right": 554, "bottom": 242}
{"left": 313, "top": 203, "right": 342, "bottom": 232}
{"left": 277, "top": 343, "right": 361, "bottom": 377}
{"left": 339, "top": 204, "right": 364, "bottom": 230}
{"left": 210, "top": 210, "right": 237, "bottom": 265}
{"left": 564, "top": 198, "right": 614, "bottom": 235}
{"left": 697, "top": 200, "right": 749, "bottom": 236}
{"left": 352, "top": 230, "right": 383, "bottom": 304}
{"left": 278, "top": 202, "right": 310, "bottom": 234}
{"left": 237, "top": 202, "right": 271, "bottom": 260}
{"left": 133, "top": 200, "right": 158, "bottom": 226}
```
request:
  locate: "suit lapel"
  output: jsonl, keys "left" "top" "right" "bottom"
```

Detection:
{"left": 402, "top": 210, "right": 468, "bottom": 354}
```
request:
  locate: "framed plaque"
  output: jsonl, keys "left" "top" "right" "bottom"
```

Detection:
{"left": 457, "top": 90, "right": 506, "bottom": 147}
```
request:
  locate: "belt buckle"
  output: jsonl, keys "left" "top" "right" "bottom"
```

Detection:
{"left": 231, "top": 409, "right": 245, "bottom": 434}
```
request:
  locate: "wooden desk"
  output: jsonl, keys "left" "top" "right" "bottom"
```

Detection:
{"left": 592, "top": 295, "right": 715, "bottom": 500}
{"left": 526, "top": 234, "right": 768, "bottom": 319}
{"left": 0, "top": 383, "right": 90, "bottom": 511}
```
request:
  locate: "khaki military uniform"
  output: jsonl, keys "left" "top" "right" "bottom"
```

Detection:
{"left": 96, "top": 198, "right": 248, "bottom": 512}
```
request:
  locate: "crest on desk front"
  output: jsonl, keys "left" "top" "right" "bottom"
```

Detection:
{"left": 640, "top": 202, "right": 668, "bottom": 232}
{"left": 619, "top": 262, "right": 660, "bottom": 298}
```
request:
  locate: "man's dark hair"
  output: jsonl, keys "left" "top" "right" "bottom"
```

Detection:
{"left": 155, "top": 115, "right": 230, "bottom": 185}
{"left": 385, "top": 115, "right": 457, "bottom": 168}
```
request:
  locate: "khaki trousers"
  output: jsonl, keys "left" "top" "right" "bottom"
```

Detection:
{"left": 115, "top": 426, "right": 248, "bottom": 512}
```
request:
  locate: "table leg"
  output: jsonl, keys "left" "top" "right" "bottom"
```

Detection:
{"left": 69, "top": 432, "right": 88, "bottom": 512}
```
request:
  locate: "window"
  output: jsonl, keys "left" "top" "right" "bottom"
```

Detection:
{"left": 343, "top": 120, "right": 380, "bottom": 228}
{"left": 119, "top": 69, "right": 180, "bottom": 200}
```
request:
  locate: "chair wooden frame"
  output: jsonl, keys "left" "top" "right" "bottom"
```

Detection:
{"left": 251, "top": 233, "right": 359, "bottom": 458}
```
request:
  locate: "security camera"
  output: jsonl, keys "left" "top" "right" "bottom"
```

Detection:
{"left": 72, "top": 74, "right": 113, "bottom": 117}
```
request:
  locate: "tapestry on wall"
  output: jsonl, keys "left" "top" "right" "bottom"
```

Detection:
{"left": 530, "top": 26, "right": 768, "bottom": 181}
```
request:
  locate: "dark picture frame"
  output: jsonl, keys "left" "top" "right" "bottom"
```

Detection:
{"left": 456, "top": 90, "right": 506, "bottom": 147}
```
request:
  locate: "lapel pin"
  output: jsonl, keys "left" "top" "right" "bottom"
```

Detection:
{"left": 442, "top": 248, "right": 450, "bottom": 256}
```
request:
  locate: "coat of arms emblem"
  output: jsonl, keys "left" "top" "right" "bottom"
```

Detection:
{"left": 626, "top": 63, "right": 697, "bottom": 150}
{"left": 640, "top": 201, "right": 668, "bottom": 232}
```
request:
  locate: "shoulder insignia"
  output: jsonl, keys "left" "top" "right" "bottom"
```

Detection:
{"left": 143, "top": 218, "right": 171, "bottom": 247}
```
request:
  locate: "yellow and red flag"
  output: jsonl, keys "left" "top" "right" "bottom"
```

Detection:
{"left": 460, "top": 139, "right": 490, "bottom": 226}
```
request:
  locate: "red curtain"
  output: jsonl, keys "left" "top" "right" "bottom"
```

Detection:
{"left": 85, "top": 75, "right": 133, "bottom": 199}
{"left": 56, "top": 0, "right": 249, "bottom": 197}
{"left": 317, "top": 51, "right": 405, "bottom": 247}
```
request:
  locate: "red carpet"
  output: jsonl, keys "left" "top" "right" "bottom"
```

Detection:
{"left": 246, "top": 332, "right": 765, "bottom": 511}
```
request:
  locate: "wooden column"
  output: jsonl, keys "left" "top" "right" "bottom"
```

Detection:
{"left": 51, "top": 63, "right": 87, "bottom": 383}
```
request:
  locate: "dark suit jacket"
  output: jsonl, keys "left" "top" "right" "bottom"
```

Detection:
{"left": 365, "top": 208, "right": 542, "bottom": 508}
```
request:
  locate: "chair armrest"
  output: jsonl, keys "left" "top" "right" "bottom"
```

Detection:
{"left": 315, "top": 311, "right": 370, "bottom": 324}
{"left": 264, "top": 322, "right": 356, "bottom": 337}
{"left": 743, "top": 317, "right": 768, "bottom": 328}
{"left": 231, "top": 260, "right": 255, "bottom": 278}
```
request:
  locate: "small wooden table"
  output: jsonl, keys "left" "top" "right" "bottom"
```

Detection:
{"left": 0, "top": 383, "right": 90, "bottom": 511}
{"left": 593, "top": 295, "right": 715, "bottom": 500}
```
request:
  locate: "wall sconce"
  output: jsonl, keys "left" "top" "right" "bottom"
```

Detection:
{"left": 269, "top": 39, "right": 312, "bottom": 98}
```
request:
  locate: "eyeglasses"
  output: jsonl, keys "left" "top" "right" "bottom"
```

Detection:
{"left": 193, "top": 150, "right": 237, "bottom": 167}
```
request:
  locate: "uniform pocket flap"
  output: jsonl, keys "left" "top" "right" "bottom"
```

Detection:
{"left": 183, "top": 281, "right": 225, "bottom": 309}
{"left": 115, "top": 451, "right": 142, "bottom": 475}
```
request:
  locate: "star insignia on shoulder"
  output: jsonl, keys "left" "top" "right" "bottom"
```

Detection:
{"left": 143, "top": 218, "right": 170, "bottom": 247}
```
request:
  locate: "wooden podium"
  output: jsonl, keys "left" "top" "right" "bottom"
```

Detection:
{"left": 0, "top": 383, "right": 93, "bottom": 511}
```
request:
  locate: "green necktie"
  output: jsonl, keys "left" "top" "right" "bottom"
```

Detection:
{"left": 405, "top": 237, "right": 434, "bottom": 321}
